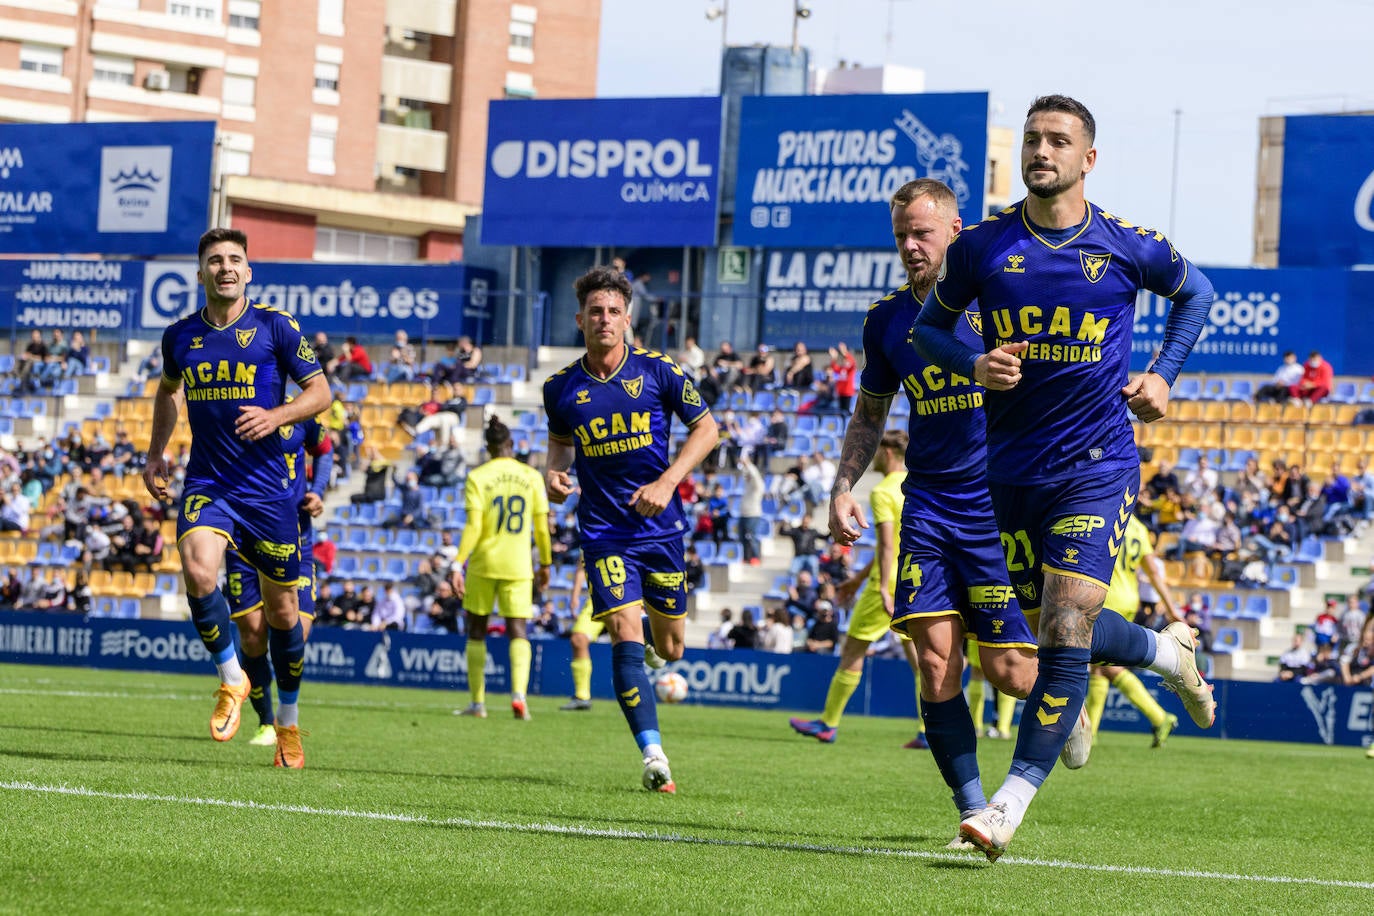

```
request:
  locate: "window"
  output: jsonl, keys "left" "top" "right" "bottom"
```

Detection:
{"left": 308, "top": 117, "right": 337, "bottom": 175}
{"left": 169, "top": 0, "right": 220, "bottom": 20}
{"left": 314, "top": 62, "right": 339, "bottom": 92}
{"left": 219, "top": 148, "right": 251, "bottom": 176}
{"left": 222, "top": 74, "right": 255, "bottom": 107}
{"left": 509, "top": 22, "right": 533, "bottom": 49}
{"left": 318, "top": 0, "right": 344, "bottom": 35}
{"left": 314, "top": 227, "right": 418, "bottom": 263}
{"left": 19, "top": 44, "right": 63, "bottom": 76}
{"left": 504, "top": 71, "right": 534, "bottom": 99}
{"left": 228, "top": 0, "right": 260, "bottom": 30}
{"left": 92, "top": 56, "right": 135, "bottom": 86}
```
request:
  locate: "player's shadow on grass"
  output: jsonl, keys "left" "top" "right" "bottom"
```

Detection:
{"left": 0, "top": 722, "right": 208, "bottom": 744}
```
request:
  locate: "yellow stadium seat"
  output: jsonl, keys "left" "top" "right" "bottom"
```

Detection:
{"left": 1172, "top": 401, "right": 1204, "bottom": 422}
{"left": 1229, "top": 401, "right": 1256, "bottom": 423}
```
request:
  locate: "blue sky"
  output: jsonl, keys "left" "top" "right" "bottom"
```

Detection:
{"left": 597, "top": 0, "right": 1374, "bottom": 267}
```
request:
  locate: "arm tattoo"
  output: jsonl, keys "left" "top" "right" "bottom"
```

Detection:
{"left": 1038, "top": 571, "right": 1106, "bottom": 649}
{"left": 832, "top": 392, "right": 891, "bottom": 496}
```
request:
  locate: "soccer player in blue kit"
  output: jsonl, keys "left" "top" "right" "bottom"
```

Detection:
{"left": 914, "top": 95, "right": 1217, "bottom": 860}
{"left": 227, "top": 410, "right": 333, "bottom": 747}
{"left": 543, "top": 265, "right": 719, "bottom": 794}
{"left": 829, "top": 179, "right": 1044, "bottom": 846}
{"left": 143, "top": 228, "right": 331, "bottom": 768}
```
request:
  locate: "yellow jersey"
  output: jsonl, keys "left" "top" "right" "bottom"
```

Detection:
{"left": 1103, "top": 514, "right": 1153, "bottom": 619}
{"left": 455, "top": 457, "right": 551, "bottom": 580}
{"left": 867, "top": 471, "right": 906, "bottom": 594}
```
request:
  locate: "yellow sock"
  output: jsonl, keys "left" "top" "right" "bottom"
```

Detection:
{"left": 467, "top": 639, "right": 487, "bottom": 705}
{"left": 509, "top": 637, "right": 531, "bottom": 698}
{"left": 820, "top": 668, "right": 862, "bottom": 728}
{"left": 1113, "top": 669, "right": 1167, "bottom": 728}
{"left": 570, "top": 656, "right": 592, "bottom": 701}
{"left": 967, "top": 677, "right": 986, "bottom": 733}
{"left": 1086, "top": 672, "right": 1110, "bottom": 739}
{"left": 913, "top": 671, "right": 925, "bottom": 735}
{"left": 997, "top": 691, "right": 1016, "bottom": 734}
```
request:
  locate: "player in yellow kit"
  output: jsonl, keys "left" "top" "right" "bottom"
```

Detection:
{"left": 790, "top": 430, "right": 924, "bottom": 742}
{"left": 560, "top": 563, "right": 603, "bottom": 710}
{"left": 453, "top": 415, "right": 552, "bottom": 720}
{"left": 1086, "top": 513, "right": 1183, "bottom": 747}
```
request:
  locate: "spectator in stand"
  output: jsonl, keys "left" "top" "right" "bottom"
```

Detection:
{"left": 69, "top": 569, "right": 91, "bottom": 616}
{"left": 727, "top": 608, "right": 759, "bottom": 649}
{"left": 21, "top": 568, "right": 68, "bottom": 611}
{"left": 1172, "top": 501, "right": 1220, "bottom": 563}
{"left": 333, "top": 337, "right": 373, "bottom": 382}
{"left": 454, "top": 336, "right": 483, "bottom": 384}
{"left": 40, "top": 328, "right": 69, "bottom": 388}
{"left": 782, "top": 342, "right": 814, "bottom": 391}
{"left": 824, "top": 343, "right": 857, "bottom": 414}
{"left": 742, "top": 344, "right": 776, "bottom": 393}
{"left": 331, "top": 581, "right": 365, "bottom": 626}
{"left": 0, "top": 568, "right": 23, "bottom": 609}
{"left": 15, "top": 329, "right": 47, "bottom": 391}
{"left": 779, "top": 516, "right": 821, "bottom": 578}
{"left": 760, "top": 409, "right": 788, "bottom": 472}
{"left": 1235, "top": 456, "right": 1270, "bottom": 505}
{"left": 1271, "top": 460, "right": 1308, "bottom": 509}
{"left": 382, "top": 470, "right": 428, "bottom": 529}
{"left": 371, "top": 582, "right": 407, "bottom": 631}
{"left": 1293, "top": 479, "right": 1328, "bottom": 540}
{"left": 355, "top": 584, "right": 378, "bottom": 625}
{"left": 712, "top": 341, "right": 744, "bottom": 394}
{"left": 676, "top": 473, "right": 700, "bottom": 509}
{"left": 1319, "top": 466, "right": 1355, "bottom": 528}
{"left": 707, "top": 608, "right": 733, "bottom": 650}
{"left": 136, "top": 347, "right": 162, "bottom": 384}
{"left": 805, "top": 603, "right": 840, "bottom": 653}
{"left": 110, "top": 429, "right": 139, "bottom": 478}
{"left": 1183, "top": 455, "right": 1219, "bottom": 503}
{"left": 312, "top": 529, "right": 336, "bottom": 581}
{"left": 104, "top": 514, "right": 139, "bottom": 571}
{"left": 1254, "top": 351, "right": 1304, "bottom": 403}
{"left": 313, "top": 581, "right": 339, "bottom": 626}
{"left": 677, "top": 336, "right": 706, "bottom": 378}
{"left": 64, "top": 331, "right": 90, "bottom": 378}
{"left": 1341, "top": 626, "right": 1374, "bottom": 687}
{"left": 0, "top": 482, "right": 30, "bottom": 533}
{"left": 430, "top": 340, "right": 462, "bottom": 389}
{"left": 310, "top": 332, "right": 336, "bottom": 379}
{"left": 785, "top": 569, "right": 818, "bottom": 620}
{"left": 757, "top": 607, "right": 794, "bottom": 654}
{"left": 1184, "top": 605, "right": 1214, "bottom": 654}
{"left": 1250, "top": 504, "right": 1297, "bottom": 562}
{"left": 1341, "top": 594, "right": 1368, "bottom": 649}
{"left": 683, "top": 543, "right": 705, "bottom": 592}
{"left": 129, "top": 515, "right": 164, "bottom": 572}
{"left": 706, "top": 482, "right": 731, "bottom": 547}
{"left": 384, "top": 330, "right": 418, "bottom": 384}
{"left": 349, "top": 447, "right": 390, "bottom": 504}
{"left": 1289, "top": 349, "right": 1334, "bottom": 404}
{"left": 1312, "top": 598, "right": 1341, "bottom": 649}
{"left": 426, "top": 579, "right": 462, "bottom": 633}
{"left": 1300, "top": 641, "right": 1342, "bottom": 684}
{"left": 1276, "top": 632, "right": 1311, "bottom": 681}
{"left": 738, "top": 453, "right": 765, "bottom": 566}
{"left": 803, "top": 450, "right": 837, "bottom": 510}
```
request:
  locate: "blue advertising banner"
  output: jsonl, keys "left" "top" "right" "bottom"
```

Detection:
{"left": 0, "top": 121, "right": 214, "bottom": 256}
{"left": 1131, "top": 265, "right": 1374, "bottom": 377}
{"left": 0, "top": 259, "right": 496, "bottom": 341}
{"left": 5, "top": 612, "right": 1368, "bottom": 750}
{"left": 481, "top": 97, "right": 722, "bottom": 247}
{"left": 760, "top": 248, "right": 905, "bottom": 350}
{"left": 733, "top": 93, "right": 988, "bottom": 248}
{"left": 1278, "top": 114, "right": 1374, "bottom": 267}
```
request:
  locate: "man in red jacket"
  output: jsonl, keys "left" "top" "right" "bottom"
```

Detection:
{"left": 1289, "top": 350, "right": 1333, "bottom": 403}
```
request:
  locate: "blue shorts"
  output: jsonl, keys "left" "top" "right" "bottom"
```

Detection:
{"left": 989, "top": 465, "right": 1140, "bottom": 608}
{"left": 226, "top": 515, "right": 315, "bottom": 620}
{"left": 177, "top": 490, "right": 301, "bottom": 587}
{"left": 582, "top": 538, "right": 688, "bottom": 621}
{"left": 890, "top": 477, "right": 1036, "bottom": 649}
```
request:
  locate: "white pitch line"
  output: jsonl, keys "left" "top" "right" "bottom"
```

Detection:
{"left": 1, "top": 780, "right": 1371, "bottom": 891}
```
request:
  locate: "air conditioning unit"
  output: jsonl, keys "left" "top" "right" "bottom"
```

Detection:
{"left": 144, "top": 70, "right": 170, "bottom": 91}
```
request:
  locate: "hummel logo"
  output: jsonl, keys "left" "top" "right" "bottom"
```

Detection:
{"left": 1003, "top": 254, "right": 1026, "bottom": 273}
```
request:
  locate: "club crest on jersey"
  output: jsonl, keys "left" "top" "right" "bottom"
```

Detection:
{"left": 963, "top": 309, "right": 982, "bottom": 337}
{"left": 182, "top": 494, "right": 212, "bottom": 523}
{"left": 1016, "top": 581, "right": 1037, "bottom": 602}
{"left": 235, "top": 327, "right": 257, "bottom": 348}
{"left": 575, "top": 389, "right": 591, "bottom": 405}
{"left": 1003, "top": 254, "right": 1026, "bottom": 274}
{"left": 297, "top": 337, "right": 317, "bottom": 363}
{"left": 1079, "top": 251, "right": 1112, "bottom": 283}
{"left": 189, "top": 336, "right": 204, "bottom": 350}
{"left": 620, "top": 375, "right": 644, "bottom": 399}
{"left": 610, "top": 585, "right": 624, "bottom": 600}
{"left": 682, "top": 378, "right": 702, "bottom": 408}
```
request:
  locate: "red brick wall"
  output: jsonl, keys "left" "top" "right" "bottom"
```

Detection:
{"left": 229, "top": 205, "right": 317, "bottom": 260}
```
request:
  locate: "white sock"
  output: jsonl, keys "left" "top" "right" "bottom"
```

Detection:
{"left": 217, "top": 656, "right": 244, "bottom": 685}
{"left": 989, "top": 775, "right": 1038, "bottom": 828}
{"left": 1147, "top": 630, "right": 1181, "bottom": 678}
{"left": 277, "top": 702, "right": 299, "bottom": 728}
{"left": 643, "top": 742, "right": 665, "bottom": 761}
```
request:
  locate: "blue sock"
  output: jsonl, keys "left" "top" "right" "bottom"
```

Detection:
{"left": 611, "top": 641, "right": 660, "bottom": 752}
{"left": 187, "top": 590, "right": 234, "bottom": 660}
{"left": 240, "top": 651, "right": 275, "bottom": 726}
{"left": 641, "top": 615, "right": 656, "bottom": 651}
{"left": 1090, "top": 610, "right": 1155, "bottom": 667}
{"left": 921, "top": 694, "right": 985, "bottom": 816}
{"left": 1008, "top": 646, "right": 1090, "bottom": 788}
{"left": 268, "top": 620, "right": 305, "bottom": 703}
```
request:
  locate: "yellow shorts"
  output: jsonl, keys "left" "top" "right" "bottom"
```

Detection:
{"left": 847, "top": 583, "right": 910, "bottom": 644}
{"left": 462, "top": 575, "right": 534, "bottom": 620}
{"left": 570, "top": 600, "right": 604, "bottom": 639}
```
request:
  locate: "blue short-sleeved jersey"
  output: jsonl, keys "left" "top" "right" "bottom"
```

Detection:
{"left": 929, "top": 202, "right": 1191, "bottom": 484}
{"left": 543, "top": 348, "right": 711, "bottom": 547}
{"left": 859, "top": 284, "right": 986, "bottom": 487}
{"left": 161, "top": 303, "right": 322, "bottom": 503}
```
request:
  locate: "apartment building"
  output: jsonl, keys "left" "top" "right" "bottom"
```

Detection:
{"left": 0, "top": 0, "right": 601, "bottom": 259}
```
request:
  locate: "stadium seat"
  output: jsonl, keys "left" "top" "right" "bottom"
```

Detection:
{"left": 117, "top": 598, "right": 141, "bottom": 619}
{"left": 1224, "top": 379, "right": 1255, "bottom": 401}
{"left": 818, "top": 415, "right": 844, "bottom": 437}
{"left": 382, "top": 558, "right": 410, "bottom": 582}
{"left": 1213, "top": 593, "right": 1242, "bottom": 619}
{"left": 1266, "top": 565, "right": 1299, "bottom": 590}
{"left": 751, "top": 390, "right": 775, "bottom": 412}
{"left": 1294, "top": 537, "right": 1324, "bottom": 564}
{"left": 1357, "top": 382, "right": 1374, "bottom": 404}
{"left": 1213, "top": 627, "right": 1241, "bottom": 654}
{"left": 1175, "top": 447, "right": 1200, "bottom": 471}
{"left": 88, "top": 355, "right": 110, "bottom": 374}
{"left": 391, "top": 529, "right": 420, "bottom": 553}
{"left": 775, "top": 389, "right": 800, "bottom": 412}
{"left": 151, "top": 574, "right": 180, "bottom": 596}
{"left": 713, "top": 541, "right": 744, "bottom": 565}
{"left": 332, "top": 555, "right": 360, "bottom": 580}
{"left": 0, "top": 354, "right": 12, "bottom": 375}
{"left": 91, "top": 597, "right": 116, "bottom": 617}
{"left": 1224, "top": 449, "right": 1257, "bottom": 472}
{"left": 694, "top": 541, "right": 718, "bottom": 564}
{"left": 1329, "top": 381, "right": 1359, "bottom": 404}
{"left": 471, "top": 387, "right": 495, "bottom": 407}
{"left": 410, "top": 611, "right": 435, "bottom": 634}
{"left": 345, "top": 383, "right": 370, "bottom": 403}
{"left": 1173, "top": 377, "right": 1203, "bottom": 400}
{"left": 793, "top": 415, "right": 818, "bottom": 434}
{"left": 1199, "top": 378, "right": 1226, "bottom": 401}
{"left": 763, "top": 575, "right": 791, "bottom": 602}
{"left": 1242, "top": 595, "right": 1272, "bottom": 618}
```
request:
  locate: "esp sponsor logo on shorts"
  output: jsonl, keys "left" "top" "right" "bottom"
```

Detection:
{"left": 1051, "top": 514, "right": 1105, "bottom": 536}
{"left": 968, "top": 585, "right": 1015, "bottom": 608}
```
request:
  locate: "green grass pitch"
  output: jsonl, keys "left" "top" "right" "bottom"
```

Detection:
{"left": 0, "top": 664, "right": 1370, "bottom": 914}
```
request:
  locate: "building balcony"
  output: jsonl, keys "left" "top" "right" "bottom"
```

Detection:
{"left": 384, "top": 0, "right": 456, "bottom": 38}
{"left": 380, "top": 56, "right": 451, "bottom": 106}
{"left": 375, "top": 122, "right": 448, "bottom": 174}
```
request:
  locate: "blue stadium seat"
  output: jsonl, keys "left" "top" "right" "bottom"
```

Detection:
{"left": 382, "top": 558, "right": 410, "bottom": 581}
{"left": 1329, "top": 381, "right": 1358, "bottom": 403}
{"left": 410, "top": 611, "right": 435, "bottom": 634}
{"left": 1199, "top": 378, "right": 1226, "bottom": 401}
{"left": 0, "top": 354, "right": 12, "bottom": 374}
{"left": 29, "top": 542, "right": 59, "bottom": 566}
{"left": 91, "top": 597, "right": 117, "bottom": 617}
{"left": 353, "top": 502, "right": 380, "bottom": 525}
{"left": 93, "top": 401, "right": 113, "bottom": 419}
{"left": 1225, "top": 379, "right": 1255, "bottom": 401}
{"left": 1173, "top": 377, "right": 1202, "bottom": 400}
{"left": 151, "top": 574, "right": 180, "bottom": 596}
{"left": 1213, "top": 627, "right": 1241, "bottom": 654}
{"left": 793, "top": 414, "right": 818, "bottom": 434}
{"left": 471, "top": 387, "right": 495, "bottom": 407}
{"left": 751, "top": 390, "right": 775, "bottom": 412}
{"left": 391, "top": 529, "right": 420, "bottom": 553}
{"left": 713, "top": 541, "right": 744, "bottom": 565}
{"left": 1242, "top": 595, "right": 1272, "bottom": 619}
{"left": 818, "top": 415, "right": 844, "bottom": 437}
{"left": 1175, "top": 447, "right": 1200, "bottom": 471}
{"left": 1224, "top": 449, "right": 1257, "bottom": 472}
{"left": 693, "top": 541, "right": 718, "bottom": 564}
{"left": 88, "top": 355, "right": 110, "bottom": 374}
{"left": 345, "top": 383, "right": 370, "bottom": 403}
{"left": 763, "top": 575, "right": 791, "bottom": 602}
{"left": 1267, "top": 565, "right": 1299, "bottom": 590}
{"left": 502, "top": 363, "right": 528, "bottom": 383}
{"left": 1294, "top": 537, "right": 1324, "bottom": 564}
{"left": 332, "top": 555, "right": 360, "bottom": 580}
{"left": 343, "top": 527, "right": 370, "bottom": 551}
{"left": 117, "top": 598, "right": 141, "bottom": 619}
{"left": 1213, "top": 593, "right": 1242, "bottom": 619}
{"left": 517, "top": 411, "right": 541, "bottom": 430}
{"left": 785, "top": 434, "right": 813, "bottom": 457}
{"left": 775, "top": 390, "right": 800, "bottom": 412}
{"left": 1358, "top": 382, "right": 1374, "bottom": 404}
